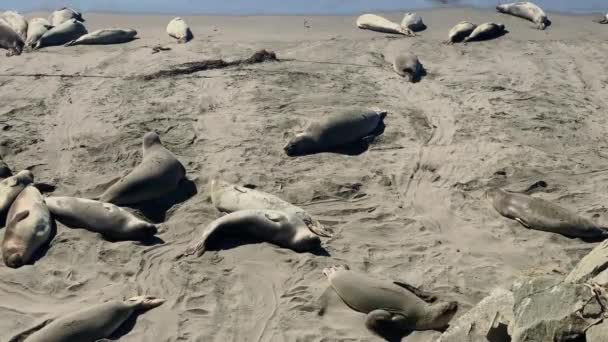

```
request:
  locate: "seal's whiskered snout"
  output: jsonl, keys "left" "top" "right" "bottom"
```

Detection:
{"left": 4, "top": 253, "right": 24, "bottom": 268}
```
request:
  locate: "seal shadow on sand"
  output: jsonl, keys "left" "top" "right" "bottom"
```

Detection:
{"left": 203, "top": 230, "right": 330, "bottom": 256}
{"left": 105, "top": 309, "right": 149, "bottom": 341}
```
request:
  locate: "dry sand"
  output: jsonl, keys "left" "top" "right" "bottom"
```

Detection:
{"left": 0, "top": 8, "right": 608, "bottom": 341}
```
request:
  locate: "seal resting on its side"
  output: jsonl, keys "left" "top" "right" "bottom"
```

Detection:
{"left": 392, "top": 53, "right": 423, "bottom": 82}
{"left": 463, "top": 22, "right": 506, "bottom": 43}
{"left": 0, "top": 22, "right": 24, "bottom": 56}
{"left": 99, "top": 132, "right": 186, "bottom": 205}
{"left": 496, "top": 2, "right": 549, "bottom": 30}
{"left": 486, "top": 187, "right": 608, "bottom": 240}
{"left": 49, "top": 7, "right": 85, "bottom": 27}
{"left": 593, "top": 13, "right": 608, "bottom": 24}
{"left": 179, "top": 209, "right": 321, "bottom": 257}
{"left": 319, "top": 265, "right": 458, "bottom": 338}
{"left": 45, "top": 196, "right": 157, "bottom": 241}
{"left": 65, "top": 28, "right": 137, "bottom": 46}
{"left": 0, "top": 11, "right": 28, "bottom": 41}
{"left": 2, "top": 185, "right": 52, "bottom": 268}
{"left": 8, "top": 296, "right": 164, "bottom": 342}
{"left": 356, "top": 14, "right": 415, "bottom": 36}
{"left": 25, "top": 18, "right": 52, "bottom": 48}
{"left": 166, "top": 17, "right": 193, "bottom": 43}
{"left": 36, "top": 18, "right": 87, "bottom": 49}
{"left": 284, "top": 109, "right": 387, "bottom": 156}
{"left": 0, "top": 170, "right": 33, "bottom": 216}
{"left": 444, "top": 21, "right": 476, "bottom": 44}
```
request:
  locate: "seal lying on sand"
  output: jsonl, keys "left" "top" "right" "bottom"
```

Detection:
{"left": 179, "top": 209, "right": 321, "bottom": 257}
{"left": 392, "top": 53, "right": 423, "bottom": 82}
{"left": 319, "top": 265, "right": 458, "bottom": 337}
{"left": 594, "top": 13, "right": 608, "bottom": 24}
{"left": 284, "top": 109, "right": 387, "bottom": 156}
{"left": 36, "top": 19, "right": 87, "bottom": 49}
{"left": 166, "top": 17, "right": 193, "bottom": 43}
{"left": 356, "top": 14, "right": 415, "bottom": 36}
{"left": 210, "top": 179, "right": 331, "bottom": 237}
{"left": 486, "top": 187, "right": 608, "bottom": 240}
{"left": 8, "top": 296, "right": 164, "bottom": 342}
{"left": 496, "top": 2, "right": 549, "bottom": 30}
{"left": 0, "top": 11, "right": 28, "bottom": 41}
{"left": 25, "top": 18, "right": 52, "bottom": 48}
{"left": 401, "top": 12, "right": 426, "bottom": 32}
{"left": 463, "top": 22, "right": 506, "bottom": 43}
{"left": 65, "top": 28, "right": 137, "bottom": 46}
{"left": 0, "top": 170, "right": 33, "bottom": 216}
{"left": 2, "top": 185, "right": 52, "bottom": 268}
{"left": 49, "top": 7, "right": 85, "bottom": 27}
{"left": 0, "top": 22, "right": 24, "bottom": 56}
{"left": 99, "top": 132, "right": 186, "bottom": 205}
{"left": 445, "top": 21, "right": 477, "bottom": 44}
{"left": 45, "top": 196, "right": 157, "bottom": 241}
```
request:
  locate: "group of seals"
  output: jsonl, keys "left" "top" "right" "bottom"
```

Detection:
{"left": 36, "top": 18, "right": 88, "bottom": 48}
{"left": 166, "top": 17, "right": 193, "bottom": 43}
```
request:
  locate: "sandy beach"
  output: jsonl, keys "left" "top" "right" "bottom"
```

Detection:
{"left": 1, "top": 7, "right": 608, "bottom": 341}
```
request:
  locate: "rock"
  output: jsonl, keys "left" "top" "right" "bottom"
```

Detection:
{"left": 511, "top": 277, "right": 606, "bottom": 342}
{"left": 401, "top": 12, "right": 426, "bottom": 32}
{"left": 439, "top": 288, "right": 513, "bottom": 342}
{"left": 565, "top": 240, "right": 608, "bottom": 285}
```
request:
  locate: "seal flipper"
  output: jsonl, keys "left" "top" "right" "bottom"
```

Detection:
{"left": 515, "top": 217, "right": 531, "bottom": 229}
{"left": 64, "top": 40, "right": 77, "bottom": 47}
{"left": 393, "top": 281, "right": 437, "bottom": 303}
{"left": 8, "top": 210, "right": 30, "bottom": 227}
{"left": 8, "top": 318, "right": 54, "bottom": 342}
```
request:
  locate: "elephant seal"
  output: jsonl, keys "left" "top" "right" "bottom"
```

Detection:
{"left": 65, "top": 28, "right": 137, "bottom": 46}
{"left": 444, "top": 21, "right": 477, "bottom": 44}
{"left": 166, "top": 17, "right": 193, "bottom": 43}
{"left": 0, "top": 11, "right": 28, "bottom": 41}
{"left": 284, "top": 109, "right": 387, "bottom": 156}
{"left": 0, "top": 22, "right": 24, "bottom": 56}
{"left": 49, "top": 7, "right": 85, "bottom": 27}
{"left": 36, "top": 19, "right": 87, "bottom": 49}
{"left": 99, "top": 132, "right": 186, "bottom": 205}
{"left": 496, "top": 2, "right": 549, "bottom": 30}
{"left": 486, "top": 188, "right": 608, "bottom": 240}
{"left": 392, "top": 53, "right": 423, "bottom": 82}
{"left": 401, "top": 12, "right": 426, "bottom": 32}
{"left": 356, "top": 14, "right": 415, "bottom": 36}
{"left": 594, "top": 13, "right": 608, "bottom": 24}
{"left": 463, "top": 22, "right": 506, "bottom": 43}
{"left": 210, "top": 179, "right": 331, "bottom": 237}
{"left": 9, "top": 296, "right": 164, "bottom": 342}
{"left": 179, "top": 209, "right": 321, "bottom": 257}
{"left": 320, "top": 265, "right": 458, "bottom": 337}
{"left": 0, "top": 170, "right": 33, "bottom": 216}
{"left": 25, "top": 18, "right": 52, "bottom": 48}
{"left": 2, "top": 185, "right": 52, "bottom": 268}
{"left": 45, "top": 196, "right": 157, "bottom": 241}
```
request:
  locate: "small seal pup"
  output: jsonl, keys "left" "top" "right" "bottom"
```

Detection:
{"left": 392, "top": 53, "right": 423, "bottom": 82}
{"left": 25, "top": 18, "right": 52, "bottom": 48}
{"left": 496, "top": 2, "right": 549, "bottom": 30}
{"left": 36, "top": 18, "right": 87, "bottom": 49}
{"left": 320, "top": 265, "right": 458, "bottom": 337}
{"left": 463, "top": 22, "right": 506, "bottom": 43}
{"left": 99, "top": 132, "right": 186, "bottom": 205}
{"left": 2, "top": 185, "right": 52, "bottom": 268}
{"left": 0, "top": 11, "right": 28, "bottom": 41}
{"left": 0, "top": 22, "right": 24, "bottom": 56}
{"left": 444, "top": 21, "right": 477, "bottom": 44}
{"left": 356, "top": 14, "right": 415, "bottom": 36}
{"left": 166, "top": 17, "right": 193, "bottom": 43}
{"left": 210, "top": 179, "right": 332, "bottom": 237}
{"left": 65, "top": 28, "right": 137, "bottom": 46}
{"left": 45, "top": 196, "right": 157, "bottom": 241}
{"left": 486, "top": 187, "right": 608, "bottom": 240}
{"left": 401, "top": 12, "right": 426, "bottom": 32}
{"left": 284, "top": 109, "right": 387, "bottom": 156}
{"left": 0, "top": 170, "right": 33, "bottom": 216}
{"left": 9, "top": 295, "right": 165, "bottom": 342}
{"left": 49, "top": 7, "right": 85, "bottom": 27}
{"left": 593, "top": 13, "right": 608, "bottom": 24}
{"left": 179, "top": 209, "right": 321, "bottom": 257}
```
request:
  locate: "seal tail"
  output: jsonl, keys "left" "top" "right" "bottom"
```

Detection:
{"left": 64, "top": 40, "right": 76, "bottom": 47}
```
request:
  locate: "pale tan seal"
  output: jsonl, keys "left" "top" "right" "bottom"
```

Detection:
{"left": 8, "top": 296, "right": 164, "bottom": 342}
{"left": 356, "top": 14, "right": 415, "bottom": 36}
{"left": 486, "top": 187, "right": 608, "bottom": 240}
{"left": 210, "top": 179, "right": 331, "bottom": 237}
{"left": 25, "top": 18, "right": 52, "bottom": 48}
{"left": 463, "top": 22, "right": 506, "bottom": 43}
{"left": 49, "top": 7, "right": 85, "bottom": 27}
{"left": 2, "top": 185, "right": 52, "bottom": 268}
{"left": 320, "top": 265, "right": 458, "bottom": 337}
{"left": 0, "top": 170, "right": 33, "bottom": 216}
{"left": 65, "top": 28, "right": 137, "bottom": 46}
{"left": 166, "top": 17, "right": 193, "bottom": 43}
{"left": 401, "top": 12, "right": 426, "bottom": 32}
{"left": 0, "top": 11, "right": 28, "bottom": 41}
{"left": 496, "top": 2, "right": 549, "bottom": 30}
{"left": 179, "top": 209, "right": 321, "bottom": 257}
{"left": 0, "top": 22, "right": 24, "bottom": 56}
{"left": 45, "top": 196, "right": 157, "bottom": 241}
{"left": 36, "top": 18, "right": 87, "bottom": 49}
{"left": 284, "top": 109, "right": 387, "bottom": 156}
{"left": 99, "top": 132, "right": 186, "bottom": 205}
{"left": 444, "top": 21, "right": 477, "bottom": 44}
{"left": 392, "top": 53, "right": 423, "bottom": 82}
